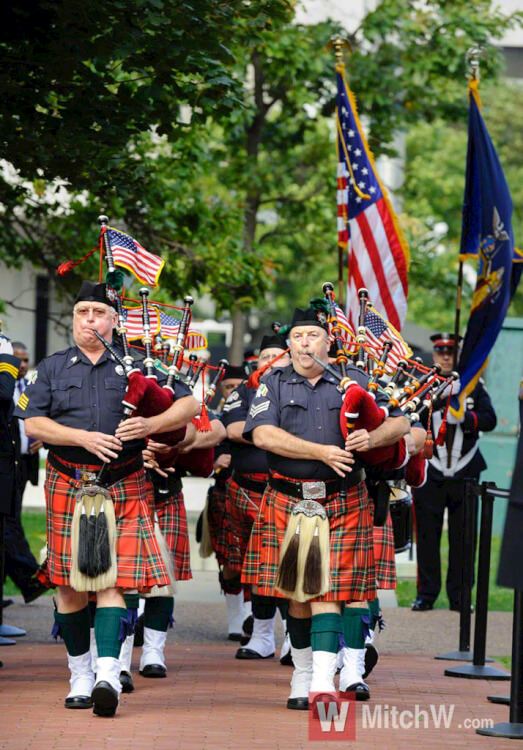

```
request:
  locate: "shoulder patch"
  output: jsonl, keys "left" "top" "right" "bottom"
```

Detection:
{"left": 29, "top": 370, "right": 38, "bottom": 384}
{"left": 226, "top": 391, "right": 240, "bottom": 402}
{"left": 154, "top": 358, "right": 169, "bottom": 375}
{"left": 256, "top": 383, "right": 268, "bottom": 397}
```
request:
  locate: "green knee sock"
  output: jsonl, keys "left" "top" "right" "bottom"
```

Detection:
{"left": 144, "top": 597, "right": 175, "bottom": 632}
{"left": 124, "top": 592, "right": 140, "bottom": 610}
{"left": 54, "top": 606, "right": 90, "bottom": 656}
{"left": 368, "top": 597, "right": 380, "bottom": 631}
{"left": 343, "top": 607, "right": 367, "bottom": 649}
{"left": 310, "top": 613, "right": 343, "bottom": 654}
{"left": 95, "top": 607, "right": 128, "bottom": 659}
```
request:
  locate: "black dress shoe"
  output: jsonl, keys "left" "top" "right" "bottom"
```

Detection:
{"left": 133, "top": 614, "right": 144, "bottom": 648}
{"left": 227, "top": 632, "right": 243, "bottom": 642}
{"left": 65, "top": 695, "right": 92, "bottom": 709}
{"left": 411, "top": 599, "right": 434, "bottom": 612}
{"left": 120, "top": 670, "right": 134, "bottom": 693}
{"left": 280, "top": 651, "right": 293, "bottom": 666}
{"left": 2, "top": 599, "right": 14, "bottom": 609}
{"left": 239, "top": 635, "right": 250, "bottom": 646}
{"left": 92, "top": 682, "right": 118, "bottom": 717}
{"left": 23, "top": 578, "right": 48, "bottom": 604}
{"left": 140, "top": 663, "right": 167, "bottom": 678}
{"left": 287, "top": 697, "right": 308, "bottom": 710}
{"left": 235, "top": 647, "right": 274, "bottom": 660}
{"left": 340, "top": 682, "right": 370, "bottom": 701}
{"left": 363, "top": 643, "right": 379, "bottom": 679}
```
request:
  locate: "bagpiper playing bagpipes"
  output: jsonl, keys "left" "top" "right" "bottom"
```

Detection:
{"left": 241, "top": 282, "right": 458, "bottom": 711}
{"left": 15, "top": 216, "right": 200, "bottom": 717}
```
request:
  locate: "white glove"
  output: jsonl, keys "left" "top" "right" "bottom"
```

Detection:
{"left": 441, "top": 377, "right": 461, "bottom": 398}
{"left": 446, "top": 410, "right": 464, "bottom": 425}
{"left": 0, "top": 336, "right": 13, "bottom": 355}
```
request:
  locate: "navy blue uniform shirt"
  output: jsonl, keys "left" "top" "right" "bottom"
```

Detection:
{"left": 243, "top": 362, "right": 404, "bottom": 481}
{"left": 13, "top": 343, "right": 191, "bottom": 465}
{"left": 222, "top": 382, "right": 269, "bottom": 475}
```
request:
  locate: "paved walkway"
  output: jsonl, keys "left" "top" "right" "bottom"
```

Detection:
{"left": 0, "top": 641, "right": 515, "bottom": 750}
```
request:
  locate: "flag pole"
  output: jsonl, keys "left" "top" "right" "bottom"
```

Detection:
{"left": 453, "top": 47, "right": 482, "bottom": 369}
{"left": 328, "top": 34, "right": 351, "bottom": 306}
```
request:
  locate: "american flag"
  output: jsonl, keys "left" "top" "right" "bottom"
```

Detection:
{"left": 106, "top": 227, "right": 165, "bottom": 288}
{"left": 330, "top": 304, "right": 358, "bottom": 354}
{"left": 122, "top": 306, "right": 207, "bottom": 350}
{"left": 336, "top": 67, "right": 409, "bottom": 332}
{"left": 364, "top": 307, "right": 412, "bottom": 372}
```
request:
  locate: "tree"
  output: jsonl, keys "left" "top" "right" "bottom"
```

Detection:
{"left": 1, "top": 0, "right": 521, "bottom": 354}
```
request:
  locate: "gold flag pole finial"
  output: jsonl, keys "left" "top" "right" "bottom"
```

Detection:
{"left": 326, "top": 35, "right": 351, "bottom": 69}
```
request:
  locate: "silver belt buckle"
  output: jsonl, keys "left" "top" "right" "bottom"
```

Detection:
{"left": 302, "top": 481, "right": 326, "bottom": 500}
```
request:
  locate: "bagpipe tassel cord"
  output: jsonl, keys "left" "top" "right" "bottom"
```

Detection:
{"left": 436, "top": 389, "right": 453, "bottom": 447}
{"left": 143, "top": 515, "right": 176, "bottom": 599}
{"left": 198, "top": 369, "right": 212, "bottom": 432}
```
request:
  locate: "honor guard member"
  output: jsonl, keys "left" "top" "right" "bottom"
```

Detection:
{"left": 14, "top": 281, "right": 199, "bottom": 717}
{"left": 223, "top": 335, "right": 291, "bottom": 660}
{"left": 412, "top": 332, "right": 496, "bottom": 612}
{"left": 243, "top": 307, "right": 409, "bottom": 707}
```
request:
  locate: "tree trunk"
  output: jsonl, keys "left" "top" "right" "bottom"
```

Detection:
{"left": 229, "top": 307, "right": 247, "bottom": 364}
{"left": 229, "top": 49, "right": 265, "bottom": 364}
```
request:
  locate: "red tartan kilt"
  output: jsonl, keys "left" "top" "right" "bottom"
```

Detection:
{"left": 242, "top": 481, "right": 377, "bottom": 602}
{"left": 155, "top": 490, "right": 192, "bottom": 581}
{"left": 371, "top": 510, "right": 397, "bottom": 590}
{"left": 41, "top": 461, "right": 170, "bottom": 591}
{"left": 207, "top": 480, "right": 233, "bottom": 567}
{"left": 226, "top": 478, "right": 264, "bottom": 573}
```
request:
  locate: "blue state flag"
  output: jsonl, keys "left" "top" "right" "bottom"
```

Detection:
{"left": 452, "top": 81, "right": 522, "bottom": 417}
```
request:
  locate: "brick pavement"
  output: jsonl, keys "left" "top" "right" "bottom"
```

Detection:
{"left": 0, "top": 641, "right": 516, "bottom": 750}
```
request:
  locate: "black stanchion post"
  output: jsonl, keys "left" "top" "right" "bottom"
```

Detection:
{"left": 479, "top": 588, "right": 523, "bottom": 738}
{"left": 435, "top": 478, "right": 482, "bottom": 661}
{"left": 445, "top": 482, "right": 510, "bottom": 680}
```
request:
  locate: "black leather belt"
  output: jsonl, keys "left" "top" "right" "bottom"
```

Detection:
{"left": 48, "top": 451, "right": 143, "bottom": 485}
{"left": 232, "top": 472, "right": 269, "bottom": 494}
{"left": 269, "top": 469, "right": 365, "bottom": 501}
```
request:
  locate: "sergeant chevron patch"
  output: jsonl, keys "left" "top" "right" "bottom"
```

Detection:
{"left": 223, "top": 400, "right": 242, "bottom": 413}
{"left": 249, "top": 400, "right": 270, "bottom": 418}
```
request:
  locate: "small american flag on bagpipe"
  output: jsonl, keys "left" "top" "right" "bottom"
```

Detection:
{"left": 122, "top": 304, "right": 207, "bottom": 350}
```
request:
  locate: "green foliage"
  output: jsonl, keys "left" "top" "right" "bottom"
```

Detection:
{"left": 403, "top": 79, "right": 523, "bottom": 328}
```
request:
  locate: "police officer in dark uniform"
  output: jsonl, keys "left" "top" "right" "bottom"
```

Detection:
{"left": 243, "top": 307, "right": 409, "bottom": 705}
{"left": 222, "top": 334, "right": 290, "bottom": 660}
{"left": 412, "top": 332, "right": 497, "bottom": 611}
{"left": 14, "top": 280, "right": 198, "bottom": 716}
